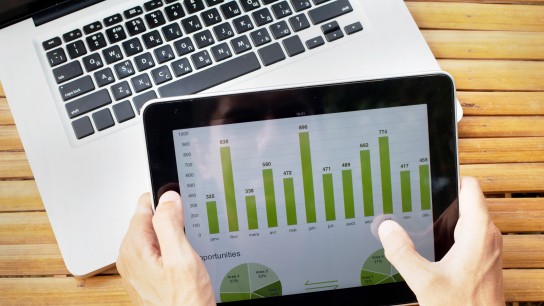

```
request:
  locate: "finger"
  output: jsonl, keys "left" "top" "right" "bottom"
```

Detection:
{"left": 122, "top": 193, "right": 157, "bottom": 254}
{"left": 458, "top": 176, "right": 488, "bottom": 222}
{"left": 378, "top": 220, "right": 431, "bottom": 292}
{"left": 152, "top": 191, "right": 188, "bottom": 263}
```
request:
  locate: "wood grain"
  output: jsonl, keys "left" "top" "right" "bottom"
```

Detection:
{"left": 503, "top": 235, "right": 544, "bottom": 269}
{"left": 458, "top": 116, "right": 544, "bottom": 138}
{"left": 488, "top": 198, "right": 544, "bottom": 233}
{"left": 0, "top": 152, "right": 33, "bottom": 179}
{"left": 0, "top": 125, "right": 23, "bottom": 151}
{"left": 0, "top": 180, "right": 44, "bottom": 212}
{"left": 0, "top": 98, "right": 14, "bottom": 125}
{"left": 0, "top": 212, "right": 56, "bottom": 245}
{"left": 459, "top": 137, "right": 544, "bottom": 164}
{"left": 0, "top": 244, "right": 68, "bottom": 276}
{"left": 458, "top": 92, "right": 544, "bottom": 116}
{"left": 461, "top": 163, "right": 544, "bottom": 193}
{"left": 503, "top": 269, "right": 544, "bottom": 302}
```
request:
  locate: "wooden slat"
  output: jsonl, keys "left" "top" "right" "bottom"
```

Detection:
{"left": 423, "top": 30, "right": 544, "bottom": 60}
{"left": 0, "top": 244, "right": 68, "bottom": 276}
{"left": 461, "top": 163, "right": 544, "bottom": 193}
{"left": 439, "top": 59, "right": 544, "bottom": 91}
{"left": 458, "top": 92, "right": 544, "bottom": 116}
{"left": 488, "top": 198, "right": 544, "bottom": 233}
{"left": 0, "top": 98, "right": 14, "bottom": 125}
{"left": 0, "top": 212, "right": 56, "bottom": 245}
{"left": 458, "top": 116, "right": 544, "bottom": 138}
{"left": 503, "top": 235, "right": 544, "bottom": 269}
{"left": 0, "top": 180, "right": 44, "bottom": 212}
{"left": 0, "top": 83, "right": 4, "bottom": 97}
{"left": 459, "top": 137, "right": 544, "bottom": 164}
{"left": 0, "top": 151, "right": 33, "bottom": 179}
{"left": 0, "top": 125, "right": 23, "bottom": 151}
{"left": 407, "top": 2, "right": 544, "bottom": 32}
{"left": 503, "top": 269, "right": 544, "bottom": 302}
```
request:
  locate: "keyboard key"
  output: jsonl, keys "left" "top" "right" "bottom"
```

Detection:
{"left": 133, "top": 90, "right": 158, "bottom": 113}
{"left": 231, "top": 35, "right": 252, "bottom": 54}
{"left": 131, "top": 74, "right": 153, "bottom": 92}
{"left": 308, "top": 0, "right": 352, "bottom": 24}
{"left": 159, "top": 52, "right": 260, "bottom": 97}
{"left": 103, "top": 45, "right": 124, "bottom": 64}
{"left": 233, "top": 15, "right": 254, "bottom": 33}
{"left": 252, "top": 8, "right": 273, "bottom": 27}
{"left": 112, "top": 101, "right": 135, "bottom": 123}
{"left": 124, "top": 6, "right": 144, "bottom": 19}
{"left": 321, "top": 20, "right": 339, "bottom": 34}
{"left": 257, "top": 42, "right": 285, "bottom": 66}
{"left": 165, "top": 3, "right": 185, "bottom": 21}
{"left": 112, "top": 81, "right": 132, "bottom": 100}
{"left": 83, "top": 21, "right": 103, "bottom": 34}
{"left": 271, "top": 1, "right": 292, "bottom": 19}
{"left": 92, "top": 108, "right": 115, "bottom": 131}
{"left": 184, "top": 0, "right": 205, "bottom": 14}
{"left": 211, "top": 43, "right": 232, "bottom": 61}
{"left": 154, "top": 45, "right": 176, "bottom": 63}
{"left": 325, "top": 28, "right": 343, "bottom": 41}
{"left": 220, "top": 2, "right": 242, "bottom": 19}
{"left": 250, "top": 28, "right": 272, "bottom": 46}
{"left": 312, "top": 0, "right": 330, "bottom": 4}
{"left": 290, "top": 0, "right": 311, "bottom": 12}
{"left": 53, "top": 61, "right": 83, "bottom": 84}
{"left": 71, "top": 117, "right": 94, "bottom": 139}
{"left": 106, "top": 25, "right": 127, "bottom": 44}
{"left": 104, "top": 13, "right": 123, "bottom": 27}
{"left": 205, "top": 0, "right": 224, "bottom": 6}
{"left": 270, "top": 20, "right": 291, "bottom": 39}
{"left": 145, "top": 10, "right": 167, "bottom": 28}
{"left": 135, "top": 52, "right": 156, "bottom": 71}
{"left": 126, "top": 18, "right": 147, "bottom": 36}
{"left": 151, "top": 66, "right": 173, "bottom": 84}
{"left": 305, "top": 35, "right": 324, "bottom": 49}
{"left": 201, "top": 9, "right": 221, "bottom": 27}
{"left": 345, "top": 21, "right": 362, "bottom": 34}
{"left": 263, "top": 0, "right": 280, "bottom": 4}
{"left": 66, "top": 89, "right": 112, "bottom": 119}
{"left": 82, "top": 53, "right": 104, "bottom": 72}
{"left": 194, "top": 29, "right": 215, "bottom": 48}
{"left": 142, "top": 30, "right": 164, "bottom": 48}
{"left": 59, "top": 75, "right": 95, "bottom": 101}
{"left": 213, "top": 22, "right": 235, "bottom": 41}
{"left": 46, "top": 48, "right": 67, "bottom": 67}
{"left": 240, "top": 0, "right": 261, "bottom": 12}
{"left": 43, "top": 37, "right": 61, "bottom": 50}
{"left": 66, "top": 40, "right": 87, "bottom": 59}
{"left": 94, "top": 68, "right": 115, "bottom": 87}
{"left": 181, "top": 16, "right": 203, "bottom": 34}
{"left": 114, "top": 60, "right": 136, "bottom": 79}
{"left": 63, "top": 29, "right": 82, "bottom": 42}
{"left": 171, "top": 58, "right": 192, "bottom": 76}
{"left": 123, "top": 38, "right": 144, "bottom": 56}
{"left": 162, "top": 23, "right": 183, "bottom": 41}
{"left": 288, "top": 13, "right": 310, "bottom": 31}
{"left": 191, "top": 50, "right": 213, "bottom": 69}
{"left": 282, "top": 35, "right": 305, "bottom": 56}
{"left": 144, "top": 0, "right": 164, "bottom": 11}
{"left": 174, "top": 37, "right": 196, "bottom": 55}
{"left": 86, "top": 33, "right": 107, "bottom": 51}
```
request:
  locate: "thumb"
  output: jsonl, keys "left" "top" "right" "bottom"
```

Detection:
{"left": 378, "top": 220, "right": 432, "bottom": 292}
{"left": 153, "top": 191, "right": 189, "bottom": 264}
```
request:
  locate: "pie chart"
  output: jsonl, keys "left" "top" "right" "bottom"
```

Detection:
{"left": 360, "top": 248, "right": 403, "bottom": 286}
{"left": 220, "top": 263, "right": 282, "bottom": 302}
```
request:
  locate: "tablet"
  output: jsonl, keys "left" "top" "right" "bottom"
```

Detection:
{"left": 142, "top": 73, "right": 459, "bottom": 305}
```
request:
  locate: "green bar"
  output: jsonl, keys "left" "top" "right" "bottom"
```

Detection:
{"left": 283, "top": 178, "right": 297, "bottom": 226}
{"left": 299, "top": 132, "right": 316, "bottom": 223}
{"left": 245, "top": 196, "right": 258, "bottom": 230}
{"left": 400, "top": 170, "right": 412, "bottom": 212}
{"left": 342, "top": 169, "right": 355, "bottom": 219}
{"left": 360, "top": 150, "right": 374, "bottom": 217}
{"left": 220, "top": 147, "right": 239, "bottom": 231}
{"left": 419, "top": 164, "right": 431, "bottom": 210}
{"left": 323, "top": 173, "right": 336, "bottom": 221}
{"left": 263, "top": 169, "right": 278, "bottom": 227}
{"left": 206, "top": 201, "right": 220, "bottom": 234}
{"left": 379, "top": 137, "right": 393, "bottom": 214}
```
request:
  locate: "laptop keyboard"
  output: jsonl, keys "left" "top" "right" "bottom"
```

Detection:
{"left": 41, "top": 0, "right": 362, "bottom": 141}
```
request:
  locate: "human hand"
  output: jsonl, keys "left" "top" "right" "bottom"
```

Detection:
{"left": 378, "top": 176, "right": 504, "bottom": 305}
{"left": 117, "top": 191, "right": 216, "bottom": 306}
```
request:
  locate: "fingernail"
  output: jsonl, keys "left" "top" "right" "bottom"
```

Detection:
{"left": 158, "top": 191, "right": 180, "bottom": 206}
{"left": 378, "top": 220, "right": 398, "bottom": 240}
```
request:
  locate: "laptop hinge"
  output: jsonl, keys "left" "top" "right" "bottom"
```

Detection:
{"left": 33, "top": 0, "right": 105, "bottom": 27}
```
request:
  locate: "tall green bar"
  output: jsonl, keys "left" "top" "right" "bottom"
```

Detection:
{"left": 299, "top": 132, "right": 316, "bottom": 223}
{"left": 419, "top": 164, "right": 431, "bottom": 210}
{"left": 342, "top": 169, "right": 355, "bottom": 219}
{"left": 400, "top": 170, "right": 412, "bottom": 212}
{"left": 379, "top": 137, "right": 393, "bottom": 214}
{"left": 220, "top": 147, "right": 238, "bottom": 231}
{"left": 262, "top": 169, "right": 278, "bottom": 227}
{"left": 323, "top": 173, "right": 336, "bottom": 221}
{"left": 360, "top": 150, "right": 374, "bottom": 216}
{"left": 206, "top": 201, "right": 220, "bottom": 234}
{"left": 283, "top": 178, "right": 297, "bottom": 226}
{"left": 245, "top": 196, "right": 258, "bottom": 230}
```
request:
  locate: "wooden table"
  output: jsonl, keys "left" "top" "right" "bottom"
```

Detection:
{"left": 1, "top": 0, "right": 543, "bottom": 304}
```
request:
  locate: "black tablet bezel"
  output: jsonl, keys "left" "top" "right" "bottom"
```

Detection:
{"left": 142, "top": 73, "right": 459, "bottom": 305}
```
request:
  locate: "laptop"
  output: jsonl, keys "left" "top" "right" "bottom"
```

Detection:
{"left": 0, "top": 0, "right": 456, "bottom": 277}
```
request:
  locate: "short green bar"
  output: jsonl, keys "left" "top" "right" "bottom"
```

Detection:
{"left": 323, "top": 173, "right": 336, "bottom": 221}
{"left": 220, "top": 147, "right": 239, "bottom": 231}
{"left": 419, "top": 164, "right": 431, "bottom": 210}
{"left": 299, "top": 132, "right": 316, "bottom": 223}
{"left": 206, "top": 201, "right": 220, "bottom": 234}
{"left": 400, "top": 170, "right": 412, "bottom": 212}
{"left": 360, "top": 150, "right": 374, "bottom": 217}
{"left": 379, "top": 136, "right": 393, "bottom": 214}
{"left": 263, "top": 169, "right": 278, "bottom": 227}
{"left": 283, "top": 177, "right": 297, "bottom": 226}
{"left": 245, "top": 196, "right": 258, "bottom": 230}
{"left": 342, "top": 169, "right": 355, "bottom": 219}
